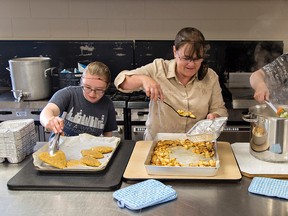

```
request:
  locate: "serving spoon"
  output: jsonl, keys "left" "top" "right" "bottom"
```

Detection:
{"left": 162, "top": 101, "right": 196, "bottom": 119}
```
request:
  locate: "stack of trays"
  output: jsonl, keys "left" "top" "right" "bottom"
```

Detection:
{"left": 0, "top": 119, "right": 37, "bottom": 163}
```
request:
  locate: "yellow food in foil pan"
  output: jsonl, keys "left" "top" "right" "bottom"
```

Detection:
{"left": 150, "top": 139, "right": 216, "bottom": 167}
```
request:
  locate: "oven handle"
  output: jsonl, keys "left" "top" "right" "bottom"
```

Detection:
{"left": 116, "top": 126, "right": 123, "bottom": 133}
{"left": 31, "top": 111, "right": 42, "bottom": 115}
{"left": 223, "top": 126, "right": 250, "bottom": 132}
{"left": 0, "top": 111, "right": 12, "bottom": 115}
{"left": 137, "top": 111, "right": 149, "bottom": 116}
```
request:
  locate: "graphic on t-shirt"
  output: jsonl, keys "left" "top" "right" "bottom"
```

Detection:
{"left": 66, "top": 108, "right": 104, "bottom": 130}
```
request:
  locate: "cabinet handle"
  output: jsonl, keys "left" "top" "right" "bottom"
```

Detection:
{"left": 0, "top": 111, "right": 12, "bottom": 115}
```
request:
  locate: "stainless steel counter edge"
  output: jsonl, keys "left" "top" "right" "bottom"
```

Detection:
{"left": 1, "top": 155, "right": 287, "bottom": 216}
{"left": 0, "top": 101, "right": 48, "bottom": 109}
{"left": 0, "top": 95, "right": 126, "bottom": 109}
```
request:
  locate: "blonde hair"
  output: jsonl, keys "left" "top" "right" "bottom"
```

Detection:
{"left": 82, "top": 61, "right": 111, "bottom": 83}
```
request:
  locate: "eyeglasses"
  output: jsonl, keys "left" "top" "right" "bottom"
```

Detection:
{"left": 81, "top": 86, "right": 106, "bottom": 95}
{"left": 177, "top": 51, "right": 203, "bottom": 64}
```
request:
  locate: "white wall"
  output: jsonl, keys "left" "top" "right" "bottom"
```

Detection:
{"left": 0, "top": 0, "right": 287, "bottom": 51}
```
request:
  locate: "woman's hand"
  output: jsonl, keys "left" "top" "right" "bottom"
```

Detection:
{"left": 250, "top": 69, "right": 269, "bottom": 103}
{"left": 206, "top": 113, "right": 220, "bottom": 120}
{"left": 142, "top": 76, "right": 164, "bottom": 101}
{"left": 45, "top": 116, "right": 65, "bottom": 134}
{"left": 253, "top": 82, "right": 270, "bottom": 103}
{"left": 40, "top": 103, "right": 63, "bottom": 134}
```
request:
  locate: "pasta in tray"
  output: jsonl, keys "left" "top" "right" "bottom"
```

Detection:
{"left": 150, "top": 139, "right": 217, "bottom": 167}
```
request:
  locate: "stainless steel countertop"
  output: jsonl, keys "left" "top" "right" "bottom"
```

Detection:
{"left": 0, "top": 91, "right": 126, "bottom": 109}
{"left": 1, "top": 154, "right": 287, "bottom": 216}
{"left": 0, "top": 92, "right": 48, "bottom": 109}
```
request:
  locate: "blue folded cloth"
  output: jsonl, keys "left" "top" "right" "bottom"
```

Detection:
{"left": 113, "top": 179, "right": 177, "bottom": 210}
{"left": 248, "top": 177, "right": 288, "bottom": 200}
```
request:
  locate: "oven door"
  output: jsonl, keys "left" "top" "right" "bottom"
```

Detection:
{"left": 131, "top": 125, "right": 250, "bottom": 143}
{"left": 112, "top": 125, "right": 125, "bottom": 140}
{"left": 218, "top": 125, "right": 250, "bottom": 143}
{"left": 131, "top": 125, "right": 146, "bottom": 141}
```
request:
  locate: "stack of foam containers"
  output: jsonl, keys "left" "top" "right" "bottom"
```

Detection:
{"left": 0, "top": 119, "right": 37, "bottom": 163}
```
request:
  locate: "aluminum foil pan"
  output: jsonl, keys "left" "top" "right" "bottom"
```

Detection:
{"left": 144, "top": 133, "right": 220, "bottom": 176}
{"left": 186, "top": 117, "right": 228, "bottom": 142}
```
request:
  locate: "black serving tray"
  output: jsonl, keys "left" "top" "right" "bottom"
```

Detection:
{"left": 7, "top": 140, "right": 135, "bottom": 191}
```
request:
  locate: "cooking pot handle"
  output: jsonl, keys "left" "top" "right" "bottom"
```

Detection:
{"left": 242, "top": 113, "right": 258, "bottom": 122}
{"left": 44, "top": 67, "right": 56, "bottom": 78}
{"left": 6, "top": 67, "right": 10, "bottom": 71}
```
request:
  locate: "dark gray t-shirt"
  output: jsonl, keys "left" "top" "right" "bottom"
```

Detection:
{"left": 49, "top": 86, "right": 117, "bottom": 137}
{"left": 262, "top": 53, "right": 288, "bottom": 104}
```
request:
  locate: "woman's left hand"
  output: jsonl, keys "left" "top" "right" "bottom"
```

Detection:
{"left": 206, "top": 113, "right": 220, "bottom": 120}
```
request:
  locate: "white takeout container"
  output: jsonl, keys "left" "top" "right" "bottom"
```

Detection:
{"left": 33, "top": 133, "right": 120, "bottom": 172}
{"left": 144, "top": 133, "right": 220, "bottom": 177}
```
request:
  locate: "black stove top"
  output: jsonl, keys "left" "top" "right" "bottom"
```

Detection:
{"left": 106, "top": 88, "right": 149, "bottom": 102}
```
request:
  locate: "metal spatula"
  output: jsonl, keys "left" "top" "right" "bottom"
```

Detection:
{"left": 48, "top": 112, "right": 67, "bottom": 156}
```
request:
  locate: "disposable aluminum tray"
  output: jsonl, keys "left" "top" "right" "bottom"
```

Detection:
{"left": 144, "top": 133, "right": 220, "bottom": 177}
{"left": 33, "top": 133, "right": 120, "bottom": 173}
{"left": 0, "top": 119, "right": 36, "bottom": 163}
{"left": 186, "top": 117, "right": 227, "bottom": 142}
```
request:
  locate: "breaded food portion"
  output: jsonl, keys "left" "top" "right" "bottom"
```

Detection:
{"left": 39, "top": 150, "right": 67, "bottom": 169}
{"left": 80, "top": 156, "right": 101, "bottom": 167}
{"left": 67, "top": 159, "right": 84, "bottom": 167}
{"left": 81, "top": 149, "right": 104, "bottom": 159}
{"left": 91, "top": 146, "right": 114, "bottom": 154}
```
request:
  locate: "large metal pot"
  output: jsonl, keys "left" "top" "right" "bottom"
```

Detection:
{"left": 243, "top": 104, "right": 288, "bottom": 163}
{"left": 7, "top": 57, "right": 54, "bottom": 101}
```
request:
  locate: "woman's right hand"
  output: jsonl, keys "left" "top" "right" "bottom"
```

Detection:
{"left": 40, "top": 103, "right": 63, "bottom": 134}
{"left": 45, "top": 116, "right": 65, "bottom": 134}
{"left": 253, "top": 82, "right": 270, "bottom": 103}
{"left": 142, "top": 76, "right": 164, "bottom": 101}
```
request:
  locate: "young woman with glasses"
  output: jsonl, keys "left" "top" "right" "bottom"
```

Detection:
{"left": 114, "top": 27, "right": 228, "bottom": 140}
{"left": 40, "top": 61, "right": 117, "bottom": 138}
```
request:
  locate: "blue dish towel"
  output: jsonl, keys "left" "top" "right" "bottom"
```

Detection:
{"left": 248, "top": 177, "right": 288, "bottom": 200}
{"left": 113, "top": 179, "right": 177, "bottom": 210}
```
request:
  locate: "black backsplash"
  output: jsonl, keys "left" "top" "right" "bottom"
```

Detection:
{"left": 0, "top": 40, "right": 283, "bottom": 97}
{"left": 134, "top": 40, "right": 284, "bottom": 75}
{"left": 0, "top": 40, "right": 134, "bottom": 91}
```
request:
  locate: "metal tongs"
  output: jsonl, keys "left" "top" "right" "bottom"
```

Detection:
{"left": 48, "top": 112, "right": 67, "bottom": 156}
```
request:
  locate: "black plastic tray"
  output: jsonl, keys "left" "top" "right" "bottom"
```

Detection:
{"left": 7, "top": 140, "right": 135, "bottom": 191}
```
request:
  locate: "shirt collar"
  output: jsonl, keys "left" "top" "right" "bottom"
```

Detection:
{"left": 167, "top": 59, "right": 198, "bottom": 84}
{"left": 167, "top": 59, "right": 177, "bottom": 79}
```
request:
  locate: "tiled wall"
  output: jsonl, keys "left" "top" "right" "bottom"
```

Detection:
{"left": 0, "top": 0, "right": 287, "bottom": 51}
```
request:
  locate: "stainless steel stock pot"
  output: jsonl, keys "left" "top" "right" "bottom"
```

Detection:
{"left": 243, "top": 104, "right": 288, "bottom": 163}
{"left": 7, "top": 57, "right": 54, "bottom": 101}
